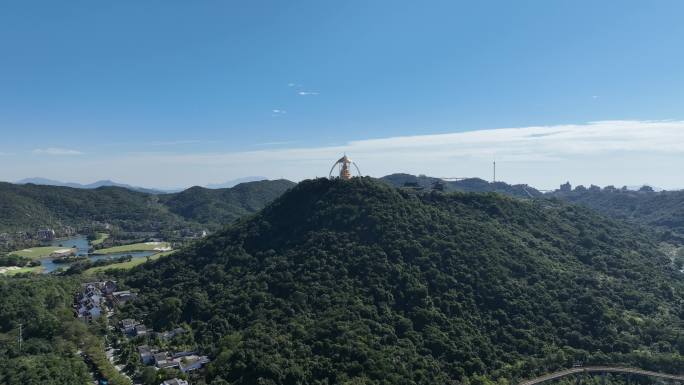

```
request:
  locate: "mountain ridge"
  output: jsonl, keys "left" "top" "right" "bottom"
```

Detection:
{"left": 15, "top": 177, "right": 167, "bottom": 194}
{"left": 0, "top": 179, "right": 295, "bottom": 234}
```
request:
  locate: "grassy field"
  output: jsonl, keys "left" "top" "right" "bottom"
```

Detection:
{"left": 91, "top": 232, "right": 110, "bottom": 246}
{"left": 8, "top": 246, "right": 68, "bottom": 259}
{"left": 84, "top": 250, "right": 176, "bottom": 274}
{"left": 0, "top": 266, "right": 44, "bottom": 275}
{"left": 93, "top": 241, "right": 171, "bottom": 255}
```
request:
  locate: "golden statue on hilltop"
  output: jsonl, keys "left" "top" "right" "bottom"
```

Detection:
{"left": 329, "top": 154, "right": 361, "bottom": 180}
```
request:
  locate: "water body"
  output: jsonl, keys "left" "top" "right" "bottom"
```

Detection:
{"left": 40, "top": 235, "right": 157, "bottom": 273}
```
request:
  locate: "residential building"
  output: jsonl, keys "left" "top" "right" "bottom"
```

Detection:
{"left": 37, "top": 228, "right": 55, "bottom": 241}
{"left": 161, "top": 379, "right": 189, "bottom": 385}
{"left": 138, "top": 345, "right": 154, "bottom": 365}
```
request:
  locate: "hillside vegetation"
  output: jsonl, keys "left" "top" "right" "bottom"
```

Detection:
{"left": 121, "top": 178, "right": 684, "bottom": 385}
{"left": 551, "top": 189, "right": 684, "bottom": 241}
{"left": 381, "top": 173, "right": 542, "bottom": 198}
{"left": 0, "top": 277, "right": 127, "bottom": 385}
{"left": 159, "top": 179, "right": 296, "bottom": 225}
{"left": 0, "top": 180, "right": 295, "bottom": 233}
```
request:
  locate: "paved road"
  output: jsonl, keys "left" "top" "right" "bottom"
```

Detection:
{"left": 519, "top": 366, "right": 684, "bottom": 385}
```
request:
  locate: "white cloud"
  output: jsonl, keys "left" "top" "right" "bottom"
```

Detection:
{"left": 272, "top": 109, "right": 287, "bottom": 114}
{"left": 32, "top": 147, "right": 83, "bottom": 156}
{"left": 10, "top": 120, "right": 684, "bottom": 190}
{"left": 298, "top": 91, "right": 319, "bottom": 96}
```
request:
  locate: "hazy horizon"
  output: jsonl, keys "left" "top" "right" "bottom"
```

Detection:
{"left": 4, "top": 119, "right": 683, "bottom": 192}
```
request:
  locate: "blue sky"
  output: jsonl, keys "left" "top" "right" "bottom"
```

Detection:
{"left": 1, "top": 1, "right": 684, "bottom": 189}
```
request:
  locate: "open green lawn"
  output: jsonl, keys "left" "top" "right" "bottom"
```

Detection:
{"left": 8, "top": 246, "right": 67, "bottom": 259}
{"left": 93, "top": 241, "right": 171, "bottom": 255}
{"left": 91, "top": 232, "right": 110, "bottom": 246}
{"left": 1, "top": 266, "right": 44, "bottom": 275}
{"left": 84, "top": 250, "right": 176, "bottom": 274}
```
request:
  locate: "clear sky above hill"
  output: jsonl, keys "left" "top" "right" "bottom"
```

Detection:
{"left": 2, "top": 1, "right": 683, "bottom": 189}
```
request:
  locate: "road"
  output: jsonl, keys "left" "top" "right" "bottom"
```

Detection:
{"left": 519, "top": 366, "right": 684, "bottom": 385}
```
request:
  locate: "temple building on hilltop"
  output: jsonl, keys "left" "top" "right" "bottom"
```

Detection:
{"left": 329, "top": 154, "right": 361, "bottom": 180}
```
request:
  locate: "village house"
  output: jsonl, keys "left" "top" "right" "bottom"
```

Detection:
{"left": 176, "top": 354, "right": 211, "bottom": 373}
{"left": 36, "top": 228, "right": 55, "bottom": 241}
{"left": 161, "top": 379, "right": 188, "bottom": 385}
{"left": 154, "top": 352, "right": 171, "bottom": 367}
{"left": 112, "top": 290, "right": 136, "bottom": 304}
{"left": 134, "top": 324, "right": 148, "bottom": 337}
{"left": 120, "top": 318, "right": 140, "bottom": 335}
{"left": 75, "top": 280, "right": 117, "bottom": 322}
{"left": 156, "top": 327, "right": 186, "bottom": 341}
{"left": 138, "top": 345, "right": 154, "bottom": 365}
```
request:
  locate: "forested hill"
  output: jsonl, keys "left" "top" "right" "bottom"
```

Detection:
{"left": 550, "top": 188, "right": 684, "bottom": 241}
{"left": 158, "top": 179, "right": 296, "bottom": 225}
{"left": 0, "top": 179, "right": 295, "bottom": 233}
{"left": 381, "top": 173, "right": 542, "bottom": 198}
{"left": 122, "top": 178, "right": 684, "bottom": 385}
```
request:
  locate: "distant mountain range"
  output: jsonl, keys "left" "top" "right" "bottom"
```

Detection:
{"left": 15, "top": 177, "right": 167, "bottom": 194}
{"left": 15, "top": 176, "right": 275, "bottom": 193}
{"left": 205, "top": 176, "right": 268, "bottom": 189}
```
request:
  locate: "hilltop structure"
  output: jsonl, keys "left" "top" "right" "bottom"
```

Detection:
{"left": 329, "top": 154, "right": 361, "bottom": 180}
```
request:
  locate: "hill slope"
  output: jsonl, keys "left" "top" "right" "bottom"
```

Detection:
{"left": 381, "top": 173, "right": 542, "bottom": 198}
{"left": 159, "top": 179, "right": 296, "bottom": 225}
{"left": 0, "top": 180, "right": 295, "bottom": 233}
{"left": 550, "top": 189, "right": 684, "bottom": 241}
{"left": 122, "top": 178, "right": 684, "bottom": 385}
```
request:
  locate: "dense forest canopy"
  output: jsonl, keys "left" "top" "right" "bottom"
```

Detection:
{"left": 550, "top": 188, "right": 684, "bottom": 241}
{"left": 0, "top": 277, "right": 91, "bottom": 385}
{"left": 121, "top": 178, "right": 684, "bottom": 385}
{"left": 380, "top": 173, "right": 543, "bottom": 198}
{"left": 0, "top": 179, "right": 295, "bottom": 233}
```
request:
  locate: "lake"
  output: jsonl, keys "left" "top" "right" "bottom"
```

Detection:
{"left": 40, "top": 235, "right": 157, "bottom": 273}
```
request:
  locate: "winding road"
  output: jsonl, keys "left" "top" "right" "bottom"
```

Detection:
{"left": 519, "top": 366, "right": 684, "bottom": 385}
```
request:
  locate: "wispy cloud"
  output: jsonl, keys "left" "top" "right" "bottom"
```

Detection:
{"left": 298, "top": 91, "right": 319, "bottom": 96}
{"left": 11, "top": 120, "right": 684, "bottom": 190}
{"left": 115, "top": 120, "right": 684, "bottom": 189}
{"left": 149, "top": 140, "right": 203, "bottom": 146}
{"left": 32, "top": 147, "right": 83, "bottom": 156}
{"left": 272, "top": 109, "right": 287, "bottom": 115}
